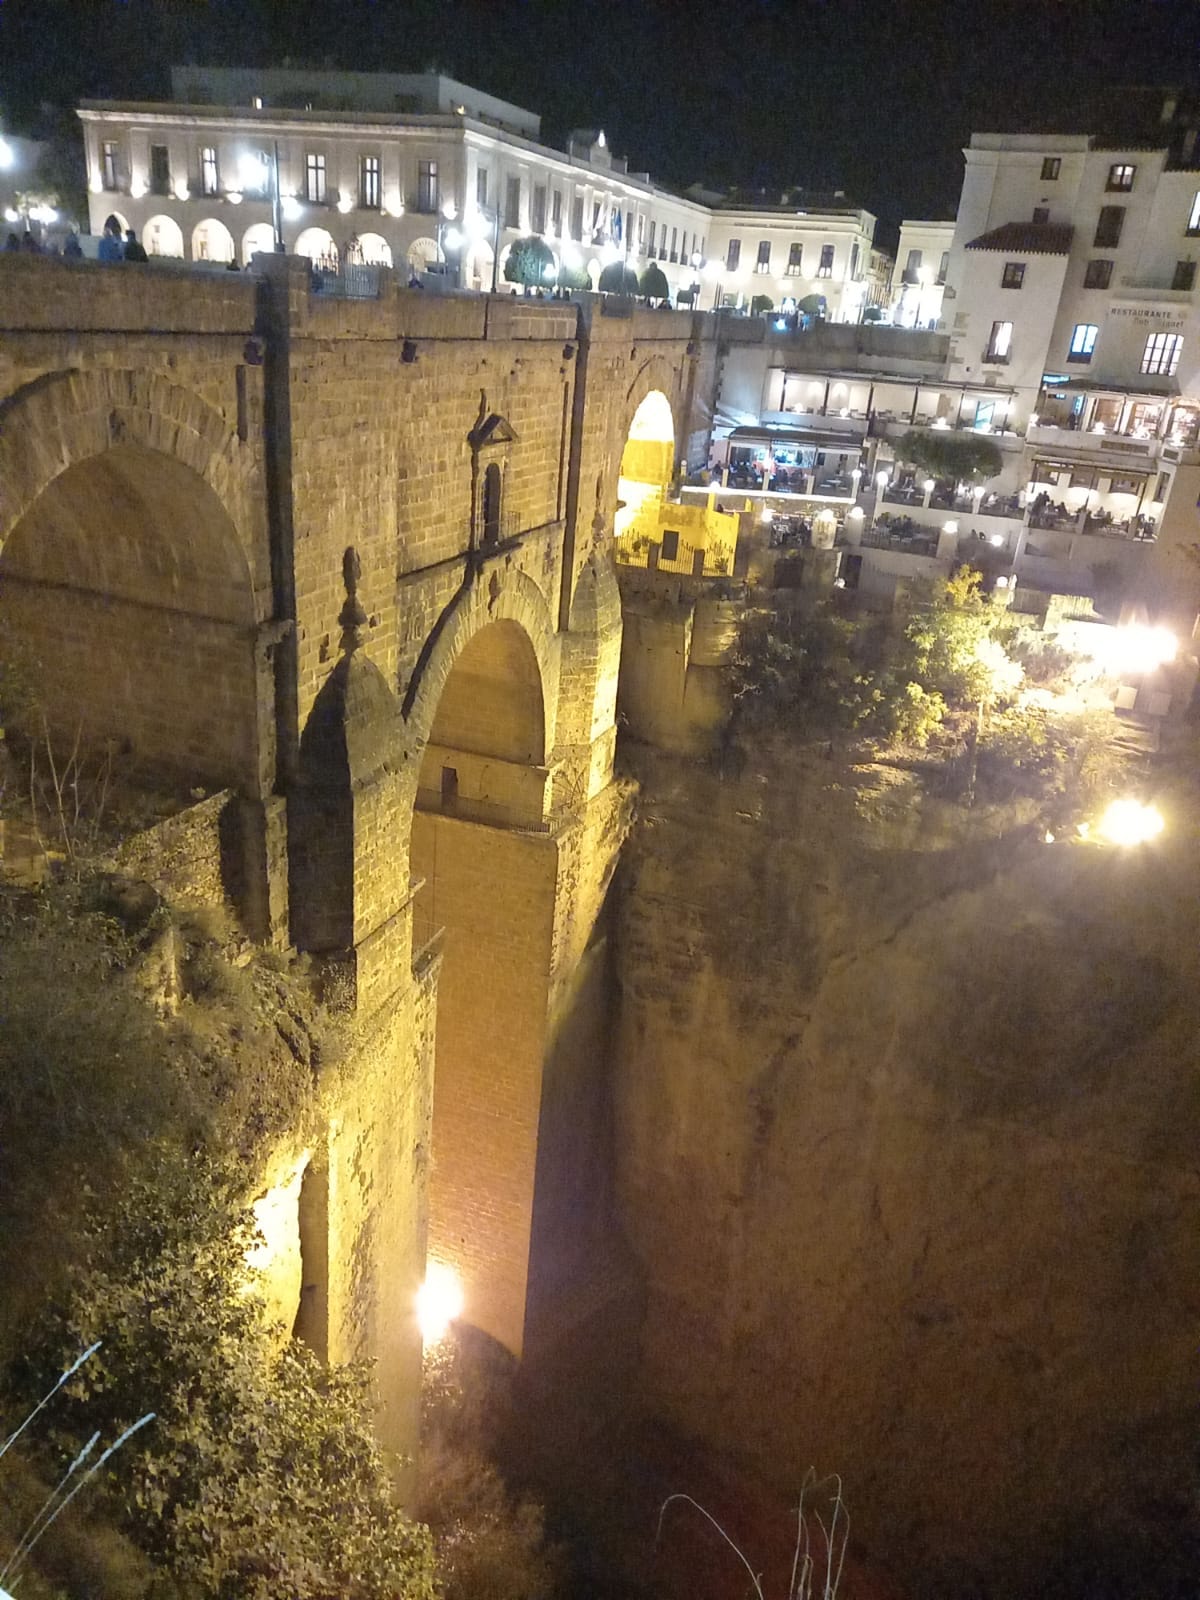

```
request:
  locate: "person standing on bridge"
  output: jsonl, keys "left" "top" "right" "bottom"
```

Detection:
{"left": 97, "top": 223, "right": 123, "bottom": 263}
{"left": 123, "top": 229, "right": 148, "bottom": 263}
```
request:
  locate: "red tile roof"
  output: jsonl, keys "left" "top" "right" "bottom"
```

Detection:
{"left": 965, "top": 221, "right": 1074, "bottom": 255}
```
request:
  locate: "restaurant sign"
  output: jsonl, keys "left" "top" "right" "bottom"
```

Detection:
{"left": 1110, "top": 304, "right": 1187, "bottom": 330}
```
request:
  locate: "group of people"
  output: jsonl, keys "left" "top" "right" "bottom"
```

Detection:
{"left": 97, "top": 221, "right": 147, "bottom": 262}
{"left": 4, "top": 229, "right": 84, "bottom": 258}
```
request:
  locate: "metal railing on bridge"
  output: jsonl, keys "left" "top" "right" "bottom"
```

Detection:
{"left": 310, "top": 263, "right": 385, "bottom": 300}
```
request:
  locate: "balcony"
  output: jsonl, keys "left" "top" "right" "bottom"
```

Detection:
{"left": 1026, "top": 422, "right": 1159, "bottom": 460}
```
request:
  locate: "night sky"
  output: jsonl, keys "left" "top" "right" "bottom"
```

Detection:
{"left": 1, "top": 0, "right": 1198, "bottom": 241}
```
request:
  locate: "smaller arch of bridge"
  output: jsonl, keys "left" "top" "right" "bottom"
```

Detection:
{"left": 400, "top": 566, "right": 560, "bottom": 786}
{"left": 0, "top": 368, "right": 261, "bottom": 590}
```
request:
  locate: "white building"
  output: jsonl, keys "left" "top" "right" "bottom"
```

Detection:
{"left": 77, "top": 67, "right": 878, "bottom": 317}
{"left": 939, "top": 117, "right": 1200, "bottom": 609}
{"left": 687, "top": 186, "right": 881, "bottom": 323}
{"left": 890, "top": 219, "right": 955, "bottom": 327}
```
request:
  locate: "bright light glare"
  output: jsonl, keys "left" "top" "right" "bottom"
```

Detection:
{"left": 0, "top": 138, "right": 13, "bottom": 170}
{"left": 239, "top": 152, "right": 269, "bottom": 191}
{"left": 1097, "top": 798, "right": 1164, "bottom": 847}
{"left": 443, "top": 226, "right": 462, "bottom": 250}
{"left": 1107, "top": 624, "right": 1177, "bottom": 677}
{"left": 417, "top": 1261, "right": 463, "bottom": 1345}
{"left": 989, "top": 532, "right": 1003, "bottom": 547}
{"left": 280, "top": 194, "right": 303, "bottom": 221}
{"left": 441, "top": 198, "right": 457, "bottom": 221}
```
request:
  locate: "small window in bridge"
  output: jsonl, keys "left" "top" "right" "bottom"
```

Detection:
{"left": 661, "top": 528, "right": 680, "bottom": 562}
{"left": 482, "top": 462, "right": 502, "bottom": 545}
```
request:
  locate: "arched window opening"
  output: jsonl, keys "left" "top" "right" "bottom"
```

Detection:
{"left": 483, "top": 462, "right": 502, "bottom": 546}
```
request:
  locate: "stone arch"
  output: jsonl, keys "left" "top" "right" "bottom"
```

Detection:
{"left": 0, "top": 370, "right": 267, "bottom": 793}
{"left": 242, "top": 221, "right": 276, "bottom": 263}
{"left": 402, "top": 567, "right": 559, "bottom": 779}
{"left": 403, "top": 570, "right": 560, "bottom": 1357}
{"left": 191, "top": 217, "right": 235, "bottom": 263}
{"left": 356, "top": 232, "right": 393, "bottom": 268}
{"left": 295, "top": 227, "right": 338, "bottom": 267}
{"left": 614, "top": 377, "right": 679, "bottom": 543}
{"left": 144, "top": 214, "right": 184, "bottom": 257}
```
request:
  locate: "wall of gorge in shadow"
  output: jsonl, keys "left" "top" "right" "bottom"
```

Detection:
{"left": 611, "top": 741, "right": 1199, "bottom": 1597}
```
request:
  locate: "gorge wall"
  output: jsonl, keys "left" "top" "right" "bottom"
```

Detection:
{"left": 611, "top": 740, "right": 1199, "bottom": 1595}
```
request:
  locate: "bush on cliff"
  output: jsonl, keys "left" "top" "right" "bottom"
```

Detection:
{"left": 0, "top": 877, "right": 435, "bottom": 1600}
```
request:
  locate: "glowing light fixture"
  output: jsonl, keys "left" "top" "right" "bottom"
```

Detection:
{"left": 130, "top": 177, "right": 147, "bottom": 199}
{"left": 417, "top": 1261, "right": 464, "bottom": 1346}
{"left": 337, "top": 194, "right": 354, "bottom": 214}
{"left": 443, "top": 226, "right": 463, "bottom": 250}
{"left": 876, "top": 470, "right": 890, "bottom": 488}
{"left": 226, "top": 189, "right": 243, "bottom": 205}
{"left": 848, "top": 505, "right": 865, "bottom": 521}
{"left": 0, "top": 138, "right": 14, "bottom": 170}
{"left": 280, "top": 194, "right": 303, "bottom": 221}
{"left": 943, "top": 520, "right": 959, "bottom": 534}
{"left": 989, "top": 532, "right": 1004, "bottom": 547}
{"left": 1097, "top": 798, "right": 1164, "bottom": 847}
{"left": 1107, "top": 624, "right": 1178, "bottom": 677}
{"left": 174, "top": 178, "right": 190, "bottom": 201}
{"left": 3, "top": 207, "right": 17, "bottom": 223}
{"left": 923, "top": 478, "right": 936, "bottom": 493}
{"left": 441, "top": 198, "right": 458, "bottom": 221}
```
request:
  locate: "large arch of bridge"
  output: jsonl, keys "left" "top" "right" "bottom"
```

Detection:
{"left": 403, "top": 568, "right": 560, "bottom": 1360}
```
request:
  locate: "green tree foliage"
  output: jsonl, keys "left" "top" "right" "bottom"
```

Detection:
{"left": 750, "top": 294, "right": 774, "bottom": 316}
{"left": 895, "top": 428, "right": 1003, "bottom": 485}
{"left": 638, "top": 263, "right": 670, "bottom": 302}
{"left": 502, "top": 236, "right": 554, "bottom": 288}
{"left": 730, "top": 572, "right": 1021, "bottom": 750}
{"left": 597, "top": 261, "right": 639, "bottom": 295}
{"left": 554, "top": 260, "right": 590, "bottom": 291}
{"left": 20, "top": 1155, "right": 435, "bottom": 1600}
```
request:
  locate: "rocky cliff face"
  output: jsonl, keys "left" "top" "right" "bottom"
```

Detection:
{"left": 612, "top": 742, "right": 1199, "bottom": 1595}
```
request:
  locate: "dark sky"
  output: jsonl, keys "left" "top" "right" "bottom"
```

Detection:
{"left": 2, "top": 0, "right": 1198, "bottom": 239}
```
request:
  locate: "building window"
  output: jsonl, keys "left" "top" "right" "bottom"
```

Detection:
{"left": 1187, "top": 191, "right": 1200, "bottom": 236}
{"left": 637, "top": 213, "right": 645, "bottom": 249}
{"left": 670, "top": 226, "right": 678, "bottom": 262}
{"left": 532, "top": 184, "right": 547, "bottom": 233}
{"left": 903, "top": 247, "right": 922, "bottom": 283}
{"left": 1094, "top": 206, "right": 1124, "bottom": 248}
{"left": 626, "top": 211, "right": 633, "bottom": 249}
{"left": 1083, "top": 258, "right": 1113, "bottom": 289}
{"left": 571, "top": 195, "right": 584, "bottom": 242}
{"left": 755, "top": 239, "right": 771, "bottom": 274}
{"left": 360, "top": 155, "right": 380, "bottom": 210}
{"left": 305, "top": 152, "right": 326, "bottom": 204}
{"left": 785, "top": 241, "right": 803, "bottom": 275}
{"left": 505, "top": 175, "right": 521, "bottom": 229}
{"left": 476, "top": 166, "right": 488, "bottom": 209}
{"left": 551, "top": 189, "right": 562, "bottom": 230}
{"left": 817, "top": 244, "right": 835, "bottom": 277}
{"left": 1041, "top": 157, "right": 1061, "bottom": 180}
{"left": 244, "top": 151, "right": 269, "bottom": 196}
{"left": 937, "top": 250, "right": 949, "bottom": 284}
{"left": 1001, "top": 261, "right": 1026, "bottom": 289}
{"left": 418, "top": 159, "right": 438, "bottom": 213}
{"left": 1172, "top": 259, "right": 1197, "bottom": 291}
{"left": 850, "top": 242, "right": 859, "bottom": 279}
{"left": 984, "top": 320, "right": 1013, "bottom": 362}
{"left": 1068, "top": 323, "right": 1098, "bottom": 363}
{"left": 149, "top": 144, "right": 170, "bottom": 197}
{"left": 1107, "top": 163, "right": 1136, "bottom": 192}
{"left": 726, "top": 237, "right": 740, "bottom": 271}
{"left": 648, "top": 219, "right": 657, "bottom": 257}
{"left": 1141, "top": 332, "right": 1183, "bottom": 377}
{"left": 1032, "top": 206, "right": 1050, "bottom": 224}
{"left": 200, "top": 146, "right": 219, "bottom": 196}
{"left": 101, "top": 140, "right": 119, "bottom": 190}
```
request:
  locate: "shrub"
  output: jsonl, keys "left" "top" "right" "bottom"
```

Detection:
{"left": 638, "top": 263, "right": 670, "bottom": 302}
{"left": 15, "top": 1154, "right": 436, "bottom": 1600}
{"left": 503, "top": 236, "right": 554, "bottom": 289}
{"left": 597, "top": 261, "right": 639, "bottom": 295}
{"left": 750, "top": 294, "right": 774, "bottom": 316}
{"left": 895, "top": 428, "right": 1003, "bottom": 485}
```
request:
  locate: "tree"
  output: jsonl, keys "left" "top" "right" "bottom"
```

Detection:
{"left": 598, "top": 261, "right": 639, "bottom": 295}
{"left": 895, "top": 428, "right": 1003, "bottom": 485}
{"left": 503, "top": 235, "right": 554, "bottom": 289}
{"left": 639, "top": 263, "right": 670, "bottom": 302}
{"left": 555, "top": 260, "right": 590, "bottom": 291}
{"left": 750, "top": 294, "right": 774, "bottom": 316}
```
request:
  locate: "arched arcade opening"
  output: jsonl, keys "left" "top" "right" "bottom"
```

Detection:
{"left": 409, "top": 616, "right": 556, "bottom": 1357}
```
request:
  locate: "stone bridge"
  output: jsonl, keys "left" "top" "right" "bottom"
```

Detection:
{"left": 0, "top": 254, "right": 718, "bottom": 1458}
